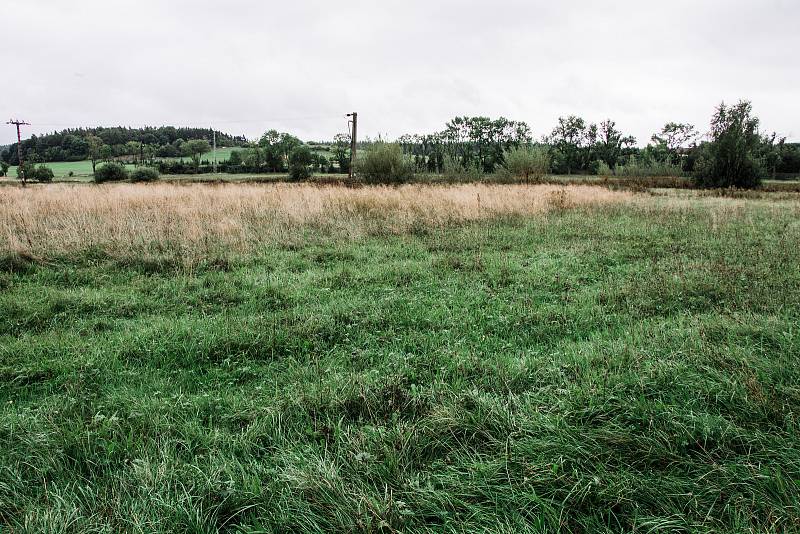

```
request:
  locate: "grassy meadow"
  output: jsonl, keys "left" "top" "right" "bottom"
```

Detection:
{"left": 5, "top": 159, "right": 112, "bottom": 179}
{"left": 1, "top": 183, "right": 800, "bottom": 532}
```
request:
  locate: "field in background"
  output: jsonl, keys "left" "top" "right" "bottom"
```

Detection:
{"left": 5, "top": 159, "right": 125, "bottom": 178}
{"left": 1, "top": 183, "right": 800, "bottom": 531}
{"left": 5, "top": 147, "right": 238, "bottom": 178}
{"left": 4, "top": 146, "right": 348, "bottom": 179}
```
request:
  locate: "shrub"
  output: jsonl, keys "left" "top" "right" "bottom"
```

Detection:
{"left": 130, "top": 166, "right": 160, "bottom": 182}
{"left": 15, "top": 162, "right": 40, "bottom": 182}
{"left": 0, "top": 161, "right": 9, "bottom": 177}
{"left": 501, "top": 146, "right": 550, "bottom": 182}
{"left": 33, "top": 165, "right": 54, "bottom": 182}
{"left": 597, "top": 161, "right": 613, "bottom": 177}
{"left": 443, "top": 156, "right": 482, "bottom": 182}
{"left": 94, "top": 162, "right": 129, "bottom": 183}
{"left": 693, "top": 101, "right": 765, "bottom": 189}
{"left": 228, "top": 150, "right": 243, "bottom": 166}
{"left": 354, "top": 143, "right": 414, "bottom": 184}
{"left": 158, "top": 161, "right": 217, "bottom": 175}
{"left": 614, "top": 157, "right": 684, "bottom": 177}
{"left": 288, "top": 145, "right": 314, "bottom": 181}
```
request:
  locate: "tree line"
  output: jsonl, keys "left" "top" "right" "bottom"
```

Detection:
{"left": 394, "top": 105, "right": 800, "bottom": 184}
{"left": 0, "top": 126, "right": 246, "bottom": 166}
{"left": 2, "top": 100, "right": 799, "bottom": 188}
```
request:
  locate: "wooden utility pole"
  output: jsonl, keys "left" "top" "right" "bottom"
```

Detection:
{"left": 347, "top": 112, "right": 357, "bottom": 178}
{"left": 6, "top": 119, "right": 30, "bottom": 186}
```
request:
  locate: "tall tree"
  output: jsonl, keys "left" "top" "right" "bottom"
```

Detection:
{"left": 595, "top": 120, "right": 636, "bottom": 169}
{"left": 100, "top": 144, "right": 114, "bottom": 163}
{"left": 548, "top": 115, "right": 587, "bottom": 174}
{"left": 332, "top": 133, "right": 351, "bottom": 173}
{"left": 651, "top": 122, "right": 698, "bottom": 164}
{"left": 183, "top": 139, "right": 211, "bottom": 169}
{"left": 694, "top": 100, "right": 766, "bottom": 189}
{"left": 259, "top": 130, "right": 302, "bottom": 172}
{"left": 86, "top": 135, "right": 105, "bottom": 174}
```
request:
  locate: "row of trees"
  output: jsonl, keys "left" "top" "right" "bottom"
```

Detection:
{"left": 155, "top": 130, "right": 332, "bottom": 177}
{"left": 0, "top": 126, "right": 246, "bottom": 166}
{"left": 3, "top": 100, "right": 799, "bottom": 189}
{"left": 397, "top": 116, "right": 531, "bottom": 174}
{"left": 83, "top": 137, "right": 213, "bottom": 173}
{"left": 390, "top": 103, "right": 798, "bottom": 187}
{"left": 394, "top": 116, "right": 666, "bottom": 175}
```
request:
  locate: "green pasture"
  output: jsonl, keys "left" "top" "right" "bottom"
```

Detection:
{"left": 1, "top": 191, "right": 799, "bottom": 531}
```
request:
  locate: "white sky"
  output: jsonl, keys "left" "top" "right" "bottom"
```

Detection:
{"left": 2, "top": 0, "right": 798, "bottom": 146}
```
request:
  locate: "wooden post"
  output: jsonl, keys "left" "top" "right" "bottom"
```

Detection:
{"left": 7, "top": 119, "right": 30, "bottom": 186}
{"left": 347, "top": 112, "right": 357, "bottom": 178}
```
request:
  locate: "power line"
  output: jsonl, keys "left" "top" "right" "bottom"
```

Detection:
{"left": 27, "top": 114, "right": 349, "bottom": 129}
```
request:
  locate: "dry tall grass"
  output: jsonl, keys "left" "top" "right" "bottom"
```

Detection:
{"left": 0, "top": 183, "right": 635, "bottom": 263}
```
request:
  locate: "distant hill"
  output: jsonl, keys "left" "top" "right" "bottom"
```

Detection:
{"left": 0, "top": 126, "right": 248, "bottom": 166}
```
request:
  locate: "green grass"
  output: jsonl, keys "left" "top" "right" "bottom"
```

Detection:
{"left": 6, "top": 159, "right": 99, "bottom": 178}
{"left": 5, "top": 148, "right": 239, "bottom": 178}
{"left": 4, "top": 160, "right": 137, "bottom": 180}
{"left": 1, "top": 197, "right": 800, "bottom": 531}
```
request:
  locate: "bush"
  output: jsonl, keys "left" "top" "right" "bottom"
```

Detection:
{"left": 158, "top": 161, "right": 217, "bottom": 175}
{"left": 597, "top": 161, "right": 613, "bottom": 177}
{"left": 354, "top": 143, "right": 414, "bottom": 184}
{"left": 443, "top": 156, "right": 482, "bottom": 182}
{"left": 501, "top": 146, "right": 550, "bottom": 182}
{"left": 288, "top": 145, "right": 314, "bottom": 181}
{"left": 228, "top": 150, "right": 243, "bottom": 166}
{"left": 614, "top": 157, "right": 684, "bottom": 177}
{"left": 130, "top": 166, "right": 160, "bottom": 182}
{"left": 693, "top": 101, "right": 765, "bottom": 189}
{"left": 33, "top": 165, "right": 54, "bottom": 182}
{"left": 94, "top": 162, "right": 129, "bottom": 183}
{"left": 0, "top": 161, "right": 9, "bottom": 177}
{"left": 16, "top": 162, "right": 35, "bottom": 181}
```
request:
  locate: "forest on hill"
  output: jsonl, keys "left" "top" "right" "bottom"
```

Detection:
{"left": 0, "top": 126, "right": 247, "bottom": 165}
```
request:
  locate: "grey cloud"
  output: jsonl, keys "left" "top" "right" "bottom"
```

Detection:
{"left": 1, "top": 0, "right": 798, "bottom": 144}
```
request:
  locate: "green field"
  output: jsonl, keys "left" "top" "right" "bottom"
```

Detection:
{"left": 6, "top": 147, "right": 238, "bottom": 178}
{"left": 1, "top": 184, "right": 799, "bottom": 532}
{"left": 6, "top": 159, "right": 106, "bottom": 178}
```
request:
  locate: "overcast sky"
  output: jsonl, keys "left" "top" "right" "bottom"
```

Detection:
{"left": 2, "top": 0, "right": 798, "bottom": 146}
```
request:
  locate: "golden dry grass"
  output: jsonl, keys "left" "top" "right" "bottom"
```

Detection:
{"left": 4, "top": 182, "right": 797, "bottom": 266}
{"left": 1, "top": 183, "right": 635, "bottom": 262}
